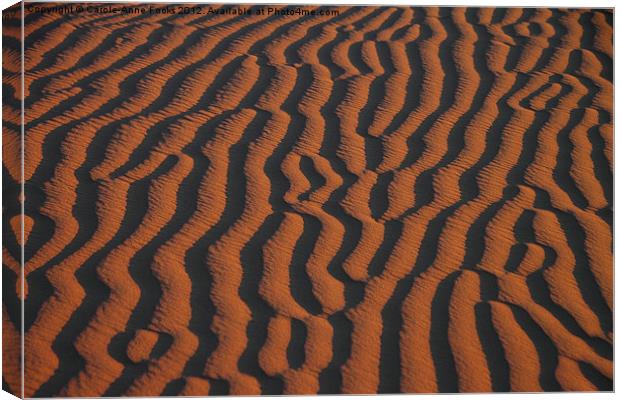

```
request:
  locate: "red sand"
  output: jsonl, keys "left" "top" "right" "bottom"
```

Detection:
{"left": 2, "top": 3, "right": 613, "bottom": 396}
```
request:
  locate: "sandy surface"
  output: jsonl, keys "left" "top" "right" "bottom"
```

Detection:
{"left": 2, "top": 3, "right": 613, "bottom": 396}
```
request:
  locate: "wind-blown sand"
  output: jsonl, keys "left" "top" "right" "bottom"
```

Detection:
{"left": 2, "top": 3, "right": 613, "bottom": 396}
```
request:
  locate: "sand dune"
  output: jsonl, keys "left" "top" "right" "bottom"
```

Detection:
{"left": 2, "top": 3, "right": 613, "bottom": 396}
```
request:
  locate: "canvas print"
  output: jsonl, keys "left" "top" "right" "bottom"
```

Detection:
{"left": 2, "top": 2, "right": 613, "bottom": 397}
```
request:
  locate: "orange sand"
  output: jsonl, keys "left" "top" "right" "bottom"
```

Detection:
{"left": 2, "top": 3, "right": 613, "bottom": 396}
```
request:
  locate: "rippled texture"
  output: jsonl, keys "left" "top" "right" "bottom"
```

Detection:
{"left": 2, "top": 3, "right": 613, "bottom": 396}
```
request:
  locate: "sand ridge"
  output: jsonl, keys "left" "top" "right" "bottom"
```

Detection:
{"left": 2, "top": 3, "right": 613, "bottom": 396}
